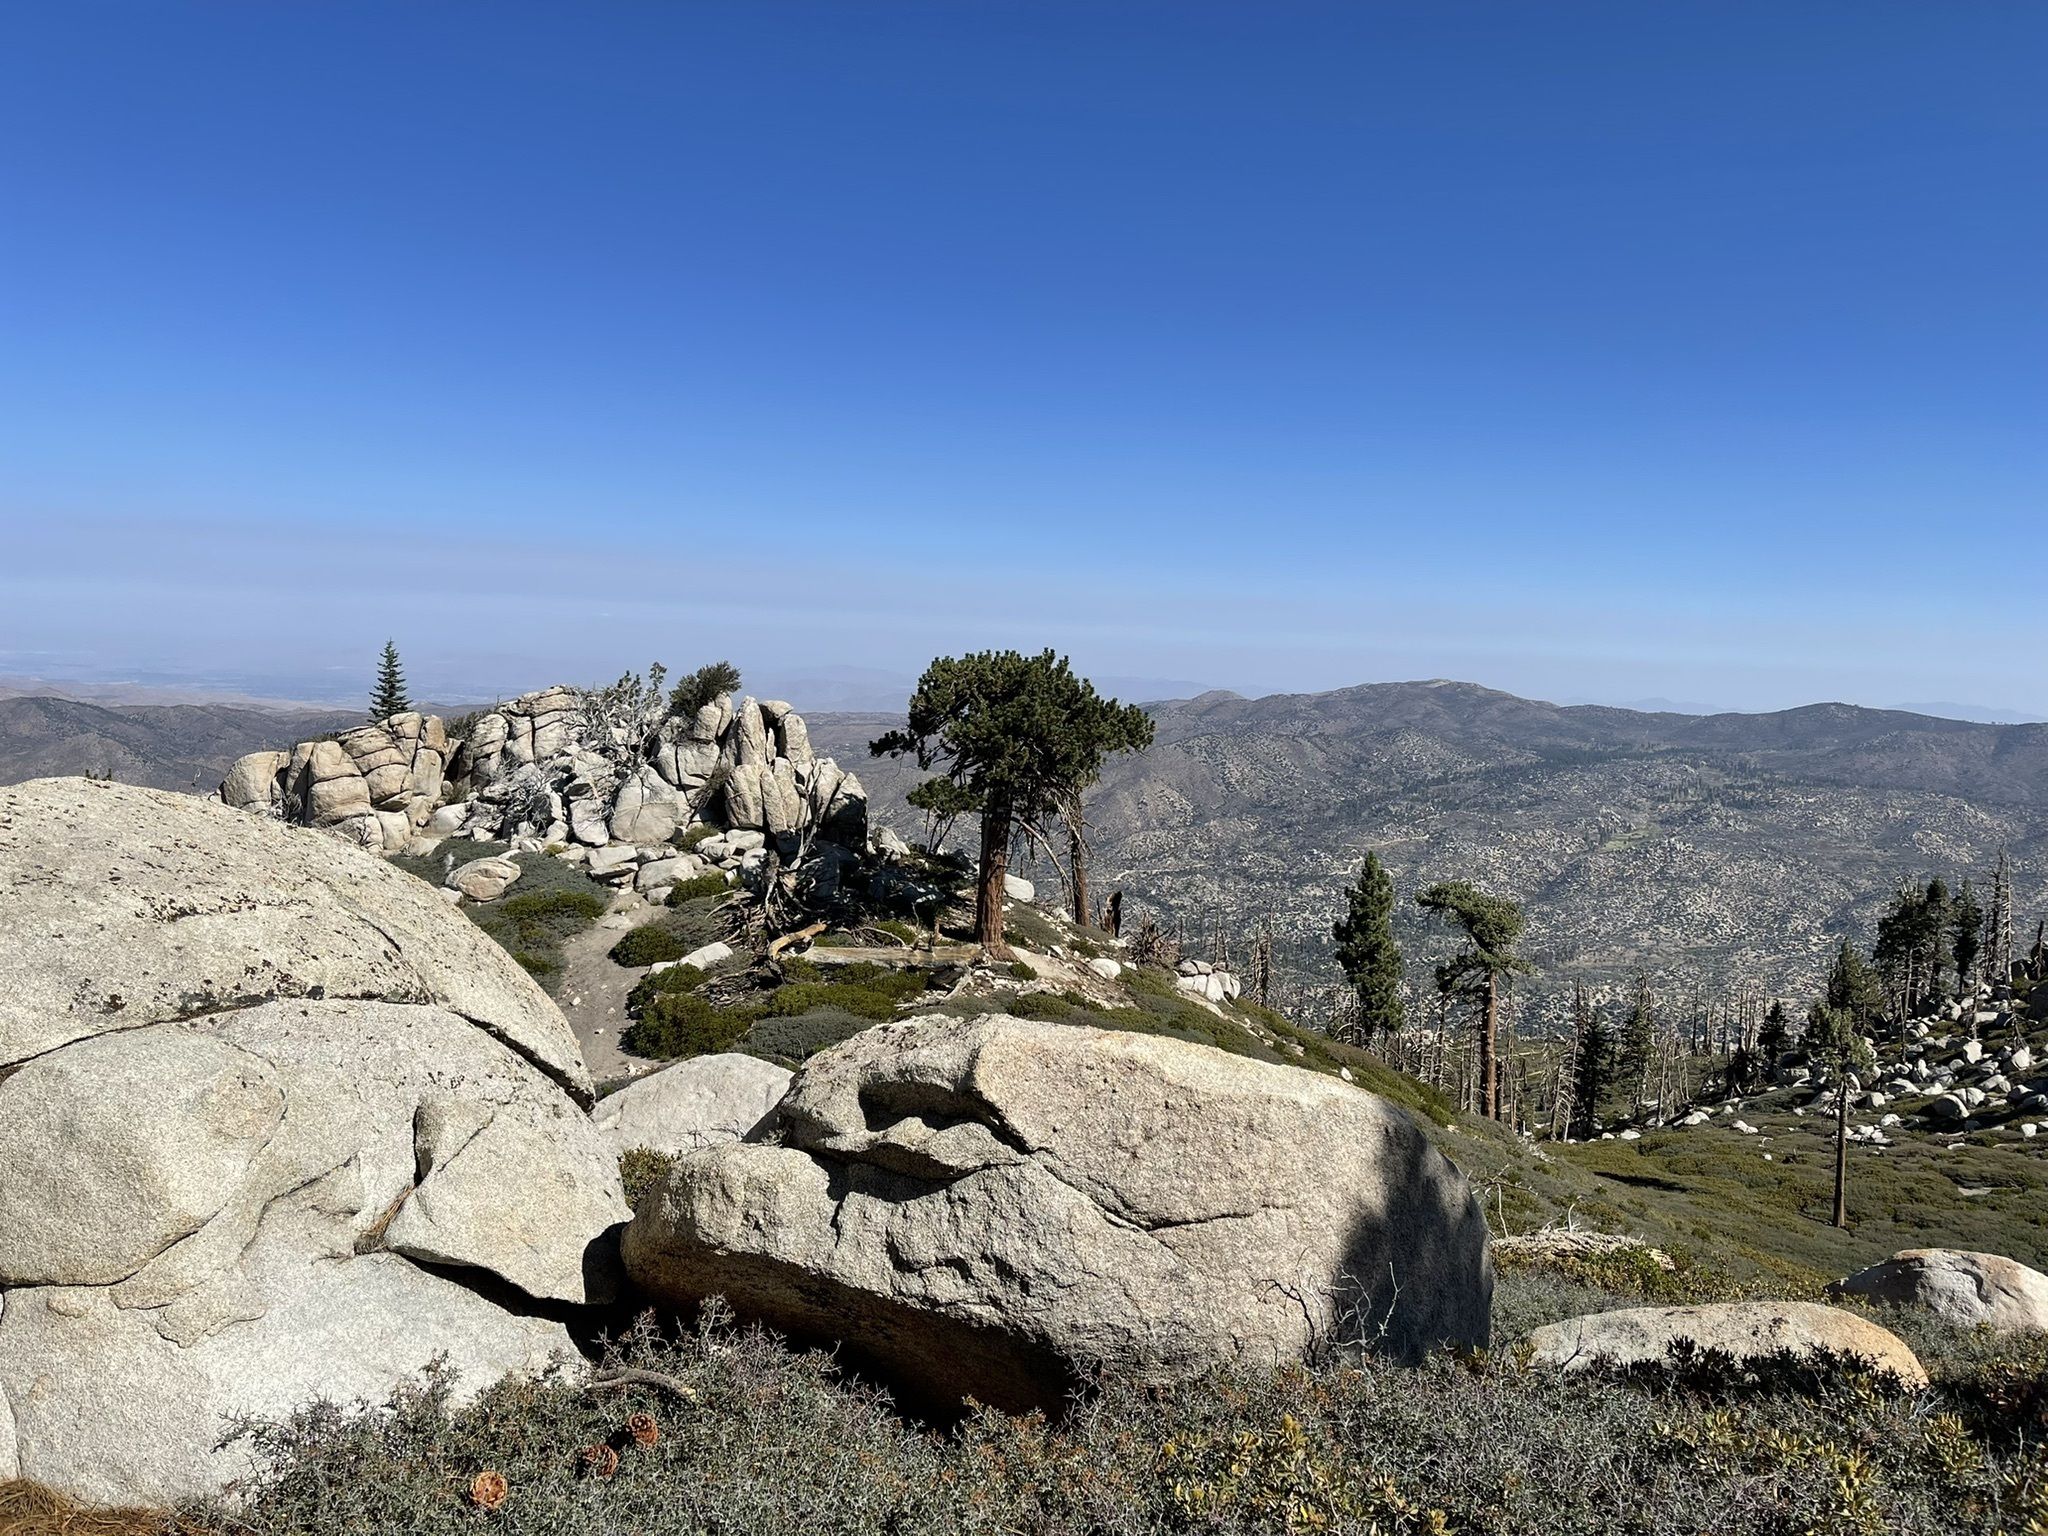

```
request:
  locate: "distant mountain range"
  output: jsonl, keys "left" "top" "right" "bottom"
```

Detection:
{"left": 811, "top": 681, "right": 2048, "bottom": 1014}
{"left": 0, "top": 696, "right": 363, "bottom": 792}
{"left": 5, "top": 679, "right": 2043, "bottom": 1019}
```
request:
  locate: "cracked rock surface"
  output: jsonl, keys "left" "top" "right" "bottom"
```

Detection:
{"left": 0, "top": 776, "right": 589, "bottom": 1099}
{"left": 622, "top": 1013, "right": 1491, "bottom": 1413}
{"left": 0, "top": 779, "right": 627, "bottom": 1505}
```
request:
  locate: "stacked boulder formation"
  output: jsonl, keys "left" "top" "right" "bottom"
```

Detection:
{"left": 220, "top": 710, "right": 448, "bottom": 853}
{"left": 222, "top": 686, "right": 870, "bottom": 892}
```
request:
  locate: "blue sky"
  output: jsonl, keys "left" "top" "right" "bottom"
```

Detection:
{"left": 2, "top": 3, "right": 2042, "bottom": 712}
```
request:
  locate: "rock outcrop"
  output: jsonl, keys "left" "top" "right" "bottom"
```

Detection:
{"left": 222, "top": 686, "right": 869, "bottom": 895}
{"left": 1831, "top": 1248, "right": 2048, "bottom": 1332}
{"left": 0, "top": 779, "right": 628, "bottom": 1505}
{"left": 1524, "top": 1302, "right": 1927, "bottom": 1388}
{"left": 622, "top": 1013, "right": 1492, "bottom": 1413}
{"left": 594, "top": 1053, "right": 793, "bottom": 1161}
{"left": 220, "top": 712, "right": 449, "bottom": 853}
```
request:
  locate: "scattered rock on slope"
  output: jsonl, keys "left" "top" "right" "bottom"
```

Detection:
{"left": 0, "top": 778, "right": 628, "bottom": 1505}
{"left": 1524, "top": 1302, "right": 1927, "bottom": 1388}
{"left": 1831, "top": 1248, "right": 2048, "bottom": 1332}
{"left": 622, "top": 1013, "right": 1492, "bottom": 1413}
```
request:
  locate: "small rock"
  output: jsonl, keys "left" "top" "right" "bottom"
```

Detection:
{"left": 446, "top": 856, "right": 521, "bottom": 902}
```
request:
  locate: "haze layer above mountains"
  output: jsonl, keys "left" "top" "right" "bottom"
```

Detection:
{"left": 4, "top": 680, "right": 2043, "bottom": 1009}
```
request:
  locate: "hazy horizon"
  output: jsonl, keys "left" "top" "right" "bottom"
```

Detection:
{"left": 4, "top": 654, "right": 2042, "bottom": 728}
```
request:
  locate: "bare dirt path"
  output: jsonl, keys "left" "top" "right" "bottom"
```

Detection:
{"left": 557, "top": 891, "right": 662, "bottom": 1084}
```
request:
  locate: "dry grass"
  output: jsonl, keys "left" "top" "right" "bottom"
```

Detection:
{"left": 0, "top": 1480, "right": 203, "bottom": 1536}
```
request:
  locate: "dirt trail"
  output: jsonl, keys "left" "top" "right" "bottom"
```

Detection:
{"left": 557, "top": 891, "right": 661, "bottom": 1083}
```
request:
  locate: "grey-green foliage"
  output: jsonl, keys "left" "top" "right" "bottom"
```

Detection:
{"left": 213, "top": 1278, "right": 2044, "bottom": 1536}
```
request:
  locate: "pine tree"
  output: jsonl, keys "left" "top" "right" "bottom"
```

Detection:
{"left": 1757, "top": 998, "right": 1790, "bottom": 1062}
{"left": 1333, "top": 852, "right": 1405, "bottom": 1044}
{"left": 1951, "top": 880, "right": 1985, "bottom": 1001}
{"left": 369, "top": 640, "right": 411, "bottom": 721}
{"left": 1811, "top": 941, "right": 1881, "bottom": 1229}
{"left": 1616, "top": 977, "right": 1655, "bottom": 1113}
{"left": 1415, "top": 881, "right": 1530, "bottom": 1120}
{"left": 1568, "top": 1002, "right": 1613, "bottom": 1140}
{"left": 870, "top": 651, "right": 1152, "bottom": 957}
{"left": 1823, "top": 937, "right": 1884, "bottom": 1030}
{"left": 1923, "top": 877, "right": 1953, "bottom": 1001}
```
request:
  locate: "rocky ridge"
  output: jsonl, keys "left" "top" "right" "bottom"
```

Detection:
{"left": 221, "top": 686, "right": 870, "bottom": 900}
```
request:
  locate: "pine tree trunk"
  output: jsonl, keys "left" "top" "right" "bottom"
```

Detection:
{"left": 1480, "top": 972, "right": 1500, "bottom": 1119}
{"left": 1832, "top": 1077, "right": 1850, "bottom": 1229}
{"left": 976, "top": 802, "right": 1013, "bottom": 958}
{"left": 1069, "top": 826, "right": 1090, "bottom": 928}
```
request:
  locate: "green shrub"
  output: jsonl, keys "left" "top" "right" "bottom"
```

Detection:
{"left": 622, "top": 992, "right": 758, "bottom": 1059}
{"left": 216, "top": 1293, "right": 2031, "bottom": 1536}
{"left": 387, "top": 836, "right": 508, "bottom": 884}
{"left": 759, "top": 963, "right": 931, "bottom": 1022}
{"left": 743, "top": 1008, "right": 874, "bottom": 1063}
{"left": 618, "top": 1146, "right": 679, "bottom": 1209}
{"left": 1007, "top": 990, "right": 1095, "bottom": 1023}
{"left": 444, "top": 855, "right": 612, "bottom": 993}
{"left": 610, "top": 925, "right": 693, "bottom": 967}
{"left": 673, "top": 823, "right": 720, "bottom": 853}
{"left": 666, "top": 872, "right": 731, "bottom": 905}
{"left": 1007, "top": 959, "right": 1037, "bottom": 981}
{"left": 626, "top": 964, "right": 707, "bottom": 1017}
{"left": 660, "top": 897, "right": 733, "bottom": 954}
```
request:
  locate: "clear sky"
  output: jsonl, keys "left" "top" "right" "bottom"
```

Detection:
{"left": 2, "top": 3, "right": 2042, "bottom": 713}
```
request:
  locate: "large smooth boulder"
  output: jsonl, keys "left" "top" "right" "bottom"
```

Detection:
{"left": 220, "top": 749, "right": 289, "bottom": 811}
{"left": 1831, "top": 1248, "right": 2048, "bottom": 1332}
{"left": 622, "top": 1014, "right": 1491, "bottom": 1412}
{"left": 595, "top": 1053, "right": 793, "bottom": 1160}
{"left": 0, "top": 780, "right": 627, "bottom": 1504}
{"left": 1524, "top": 1302, "right": 1927, "bottom": 1388}
{"left": 0, "top": 778, "right": 589, "bottom": 1099}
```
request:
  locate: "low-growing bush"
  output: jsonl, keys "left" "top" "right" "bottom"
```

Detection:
{"left": 449, "top": 856, "right": 612, "bottom": 991}
{"left": 211, "top": 1293, "right": 2043, "bottom": 1536}
{"left": 757, "top": 963, "right": 931, "bottom": 1022}
{"left": 618, "top": 1147, "right": 679, "bottom": 1209}
{"left": 611, "top": 899, "right": 732, "bottom": 969}
{"left": 743, "top": 1008, "right": 874, "bottom": 1063}
{"left": 665, "top": 872, "right": 730, "bottom": 906}
{"left": 625, "top": 964, "right": 707, "bottom": 1018}
{"left": 387, "top": 836, "right": 510, "bottom": 884}
{"left": 610, "top": 925, "right": 693, "bottom": 968}
{"left": 673, "top": 823, "right": 720, "bottom": 853}
{"left": 622, "top": 993, "right": 757, "bottom": 1059}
